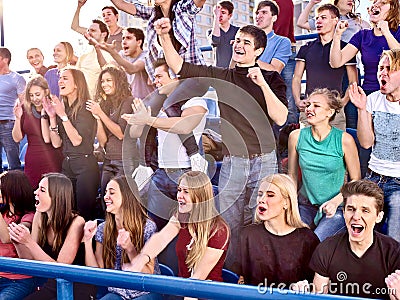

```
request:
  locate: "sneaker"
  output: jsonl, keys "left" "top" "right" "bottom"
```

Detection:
{"left": 190, "top": 153, "right": 208, "bottom": 173}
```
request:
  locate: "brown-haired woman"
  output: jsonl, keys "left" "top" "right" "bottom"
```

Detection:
{"left": 42, "top": 67, "right": 99, "bottom": 221}
{"left": 0, "top": 170, "right": 36, "bottom": 299}
{"left": 12, "top": 75, "right": 63, "bottom": 188}
{"left": 83, "top": 175, "right": 161, "bottom": 299}
{"left": 9, "top": 172, "right": 96, "bottom": 299}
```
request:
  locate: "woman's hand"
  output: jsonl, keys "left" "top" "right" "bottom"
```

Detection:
{"left": 42, "top": 96, "right": 57, "bottom": 118}
{"left": 50, "top": 95, "right": 66, "bottom": 117}
{"left": 86, "top": 100, "right": 102, "bottom": 120}
{"left": 117, "top": 228, "right": 135, "bottom": 254}
{"left": 82, "top": 220, "right": 97, "bottom": 243}
{"left": 14, "top": 101, "right": 23, "bottom": 119}
{"left": 8, "top": 222, "right": 32, "bottom": 245}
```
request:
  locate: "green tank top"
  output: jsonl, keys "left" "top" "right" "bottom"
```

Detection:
{"left": 297, "top": 126, "right": 346, "bottom": 207}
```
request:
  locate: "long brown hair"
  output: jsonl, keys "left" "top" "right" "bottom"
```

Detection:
{"left": 24, "top": 75, "right": 49, "bottom": 115}
{"left": 178, "top": 171, "right": 229, "bottom": 271}
{"left": 384, "top": 0, "right": 400, "bottom": 31}
{"left": 37, "top": 173, "right": 78, "bottom": 254}
{"left": 58, "top": 67, "right": 91, "bottom": 120}
{"left": 102, "top": 176, "right": 149, "bottom": 269}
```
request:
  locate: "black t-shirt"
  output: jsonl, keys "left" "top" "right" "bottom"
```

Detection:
{"left": 179, "top": 62, "right": 287, "bottom": 156}
{"left": 58, "top": 100, "right": 96, "bottom": 156}
{"left": 310, "top": 231, "right": 400, "bottom": 299}
{"left": 296, "top": 38, "right": 356, "bottom": 97}
{"left": 239, "top": 223, "right": 319, "bottom": 287}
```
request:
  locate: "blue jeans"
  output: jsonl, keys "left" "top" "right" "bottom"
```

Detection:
{"left": 281, "top": 52, "right": 297, "bottom": 125}
{"left": 366, "top": 171, "right": 400, "bottom": 242}
{"left": 101, "top": 159, "right": 124, "bottom": 196}
{"left": 217, "top": 152, "right": 277, "bottom": 272}
{"left": 298, "top": 195, "right": 346, "bottom": 241}
{"left": 0, "top": 121, "right": 20, "bottom": 171}
{"left": 0, "top": 277, "right": 37, "bottom": 300}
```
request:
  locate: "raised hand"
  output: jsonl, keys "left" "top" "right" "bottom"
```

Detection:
{"left": 247, "top": 67, "right": 268, "bottom": 87}
{"left": 42, "top": 96, "right": 57, "bottom": 118}
{"left": 154, "top": 18, "right": 172, "bottom": 36}
{"left": 82, "top": 220, "right": 97, "bottom": 243}
{"left": 117, "top": 228, "right": 135, "bottom": 254}
{"left": 349, "top": 82, "right": 367, "bottom": 110}
{"left": 86, "top": 100, "right": 102, "bottom": 119}
{"left": 335, "top": 20, "right": 349, "bottom": 37}
{"left": 49, "top": 95, "right": 67, "bottom": 117}
{"left": 14, "top": 101, "right": 23, "bottom": 119}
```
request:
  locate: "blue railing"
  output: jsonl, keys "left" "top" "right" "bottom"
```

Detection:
{"left": 0, "top": 257, "right": 371, "bottom": 300}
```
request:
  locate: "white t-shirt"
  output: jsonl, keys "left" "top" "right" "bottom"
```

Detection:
{"left": 367, "top": 91, "right": 400, "bottom": 177}
{"left": 157, "top": 97, "right": 208, "bottom": 168}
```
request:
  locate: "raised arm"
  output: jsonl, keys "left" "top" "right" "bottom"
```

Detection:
{"left": 330, "top": 21, "right": 358, "bottom": 68}
{"left": 12, "top": 101, "right": 24, "bottom": 142}
{"left": 348, "top": 82, "right": 375, "bottom": 148}
{"left": 71, "top": 0, "right": 88, "bottom": 35}
{"left": 128, "top": 98, "right": 207, "bottom": 134}
{"left": 155, "top": 18, "right": 184, "bottom": 74}
{"left": 209, "top": 6, "right": 221, "bottom": 41}
{"left": 110, "top": 0, "right": 137, "bottom": 15}
{"left": 341, "top": 64, "right": 358, "bottom": 106}
{"left": 82, "top": 220, "right": 104, "bottom": 268}
{"left": 42, "top": 96, "right": 62, "bottom": 148}
{"left": 247, "top": 67, "right": 288, "bottom": 125}
{"left": 296, "top": 0, "right": 321, "bottom": 30}
{"left": 378, "top": 21, "right": 400, "bottom": 50}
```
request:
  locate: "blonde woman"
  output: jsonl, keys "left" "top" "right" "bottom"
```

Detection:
{"left": 126, "top": 171, "right": 230, "bottom": 286}
{"left": 239, "top": 174, "right": 319, "bottom": 287}
{"left": 44, "top": 42, "right": 75, "bottom": 97}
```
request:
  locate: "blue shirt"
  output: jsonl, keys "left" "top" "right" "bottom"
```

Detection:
{"left": 258, "top": 31, "right": 291, "bottom": 70}
{"left": 0, "top": 71, "right": 26, "bottom": 120}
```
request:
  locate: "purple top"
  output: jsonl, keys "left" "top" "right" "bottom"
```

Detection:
{"left": 44, "top": 68, "right": 60, "bottom": 97}
{"left": 349, "top": 27, "right": 400, "bottom": 92}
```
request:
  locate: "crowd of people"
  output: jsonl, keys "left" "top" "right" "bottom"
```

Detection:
{"left": 0, "top": 0, "right": 399, "bottom": 299}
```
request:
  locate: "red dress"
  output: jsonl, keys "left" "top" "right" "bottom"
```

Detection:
{"left": 21, "top": 106, "right": 64, "bottom": 188}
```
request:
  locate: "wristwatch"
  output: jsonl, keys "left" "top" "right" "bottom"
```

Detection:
{"left": 60, "top": 115, "right": 69, "bottom": 122}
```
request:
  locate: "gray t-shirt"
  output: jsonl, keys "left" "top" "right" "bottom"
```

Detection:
{"left": 119, "top": 50, "right": 155, "bottom": 99}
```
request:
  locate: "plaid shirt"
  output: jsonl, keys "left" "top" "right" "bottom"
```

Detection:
{"left": 134, "top": 0, "right": 205, "bottom": 82}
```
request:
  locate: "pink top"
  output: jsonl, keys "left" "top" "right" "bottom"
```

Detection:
{"left": 0, "top": 211, "right": 34, "bottom": 279}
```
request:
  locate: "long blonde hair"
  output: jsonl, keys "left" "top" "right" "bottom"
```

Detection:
{"left": 178, "top": 171, "right": 229, "bottom": 270}
{"left": 255, "top": 174, "right": 308, "bottom": 229}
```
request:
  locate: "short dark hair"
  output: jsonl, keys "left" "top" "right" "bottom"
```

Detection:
{"left": 238, "top": 25, "right": 267, "bottom": 51}
{"left": 125, "top": 28, "right": 145, "bottom": 49}
{"left": 341, "top": 180, "right": 384, "bottom": 213}
{"left": 256, "top": 0, "right": 280, "bottom": 16}
{"left": 102, "top": 6, "right": 119, "bottom": 15}
{"left": 218, "top": 1, "right": 234, "bottom": 14}
{"left": 0, "top": 47, "right": 12, "bottom": 65}
{"left": 153, "top": 58, "right": 168, "bottom": 72}
{"left": 93, "top": 19, "right": 110, "bottom": 42}
{"left": 317, "top": 4, "right": 340, "bottom": 18}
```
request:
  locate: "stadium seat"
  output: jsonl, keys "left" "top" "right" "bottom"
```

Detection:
{"left": 222, "top": 268, "right": 239, "bottom": 283}
{"left": 159, "top": 263, "right": 175, "bottom": 277}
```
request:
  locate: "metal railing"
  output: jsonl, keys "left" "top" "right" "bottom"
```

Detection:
{"left": 0, "top": 257, "right": 370, "bottom": 300}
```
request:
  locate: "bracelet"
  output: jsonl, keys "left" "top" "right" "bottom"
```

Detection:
{"left": 49, "top": 125, "right": 59, "bottom": 134}
{"left": 141, "top": 253, "right": 151, "bottom": 264}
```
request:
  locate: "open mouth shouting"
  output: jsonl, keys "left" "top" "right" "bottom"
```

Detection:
{"left": 350, "top": 224, "right": 365, "bottom": 237}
